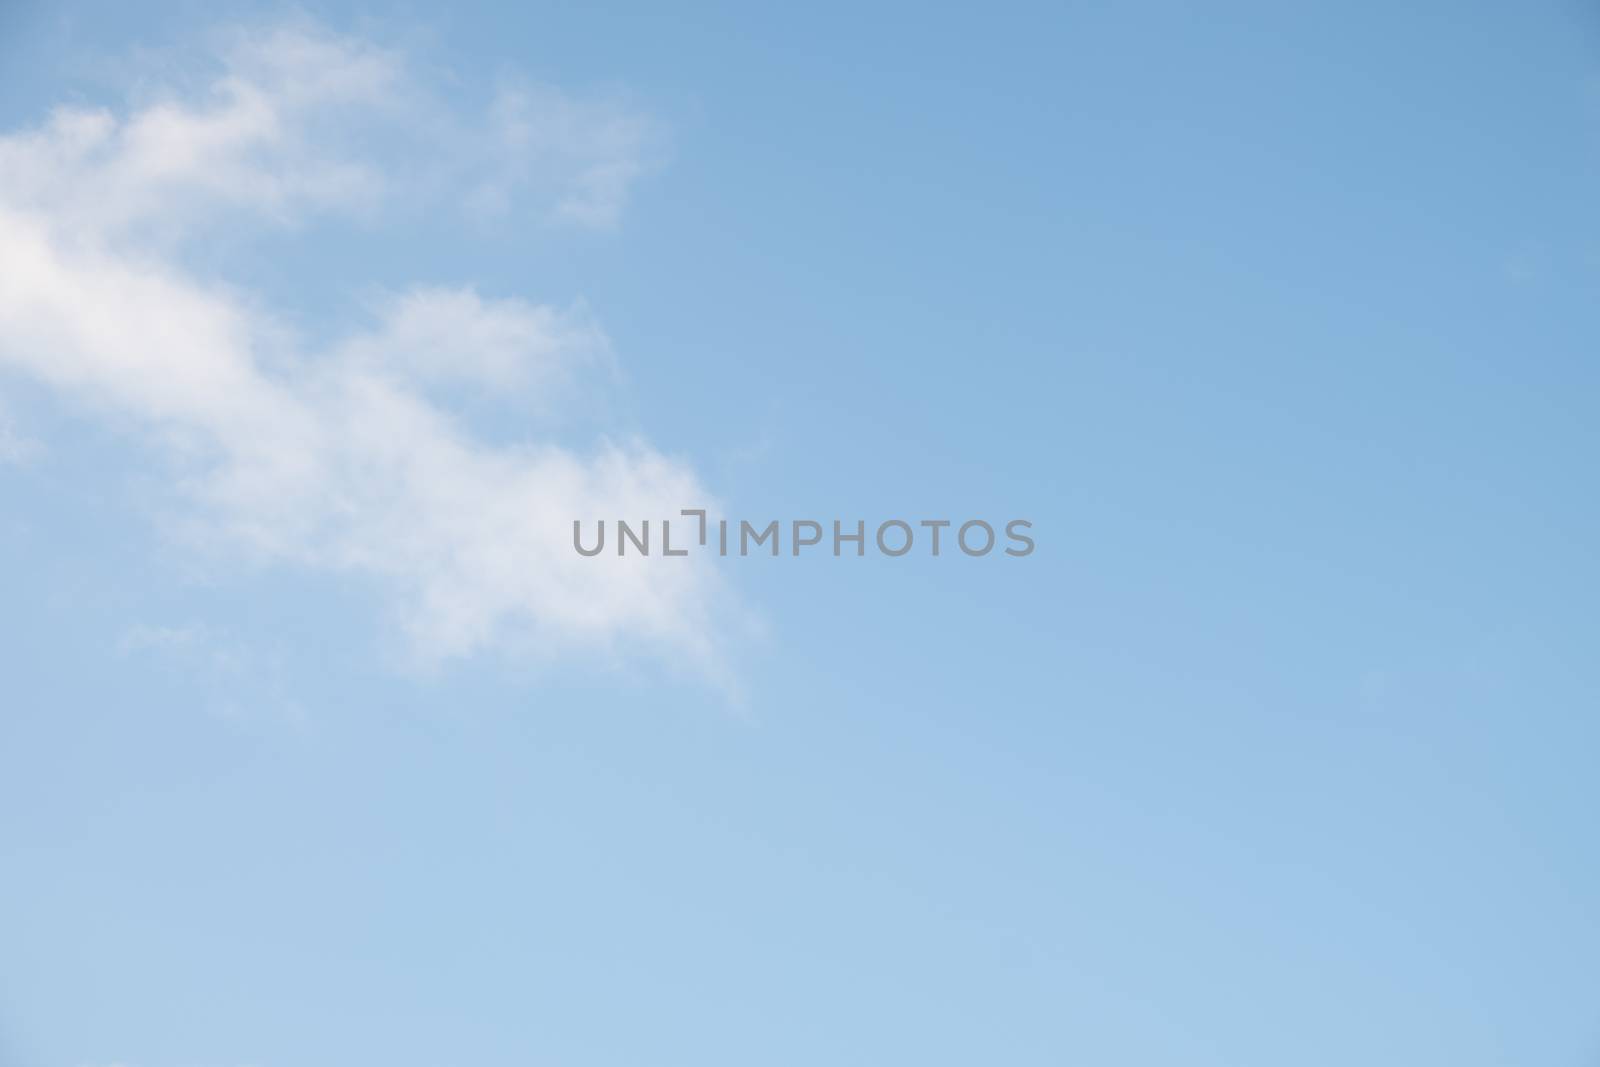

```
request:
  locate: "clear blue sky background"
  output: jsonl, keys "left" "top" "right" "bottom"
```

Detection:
{"left": 1, "top": 3, "right": 1598, "bottom": 1065}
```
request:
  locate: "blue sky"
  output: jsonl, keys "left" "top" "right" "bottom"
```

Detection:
{"left": 1, "top": 3, "right": 1597, "bottom": 1065}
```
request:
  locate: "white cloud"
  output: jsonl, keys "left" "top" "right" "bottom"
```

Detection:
{"left": 0, "top": 19, "right": 660, "bottom": 240}
{"left": 0, "top": 21, "right": 741, "bottom": 689}
{"left": 0, "top": 27, "right": 397, "bottom": 241}
{"left": 341, "top": 287, "right": 615, "bottom": 397}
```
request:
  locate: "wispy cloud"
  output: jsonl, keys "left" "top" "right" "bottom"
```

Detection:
{"left": 470, "top": 83, "right": 665, "bottom": 228}
{"left": 0, "top": 19, "right": 661, "bottom": 239}
{"left": 341, "top": 286, "right": 615, "bottom": 399}
{"left": 0, "top": 20, "right": 740, "bottom": 689}
{"left": 0, "top": 399, "right": 38, "bottom": 466}
{"left": 117, "top": 622, "right": 304, "bottom": 723}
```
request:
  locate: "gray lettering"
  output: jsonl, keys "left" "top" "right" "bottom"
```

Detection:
{"left": 792, "top": 520, "right": 822, "bottom": 555}
{"left": 958, "top": 519, "right": 994, "bottom": 556}
{"left": 1004, "top": 519, "right": 1035, "bottom": 557}
{"left": 618, "top": 519, "right": 649, "bottom": 556}
{"left": 573, "top": 520, "right": 605, "bottom": 557}
{"left": 876, "top": 519, "right": 913, "bottom": 557}
{"left": 741, "top": 519, "right": 779, "bottom": 556}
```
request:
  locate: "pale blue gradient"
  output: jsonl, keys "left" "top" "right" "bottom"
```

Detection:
{"left": 1, "top": 3, "right": 1598, "bottom": 1066}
